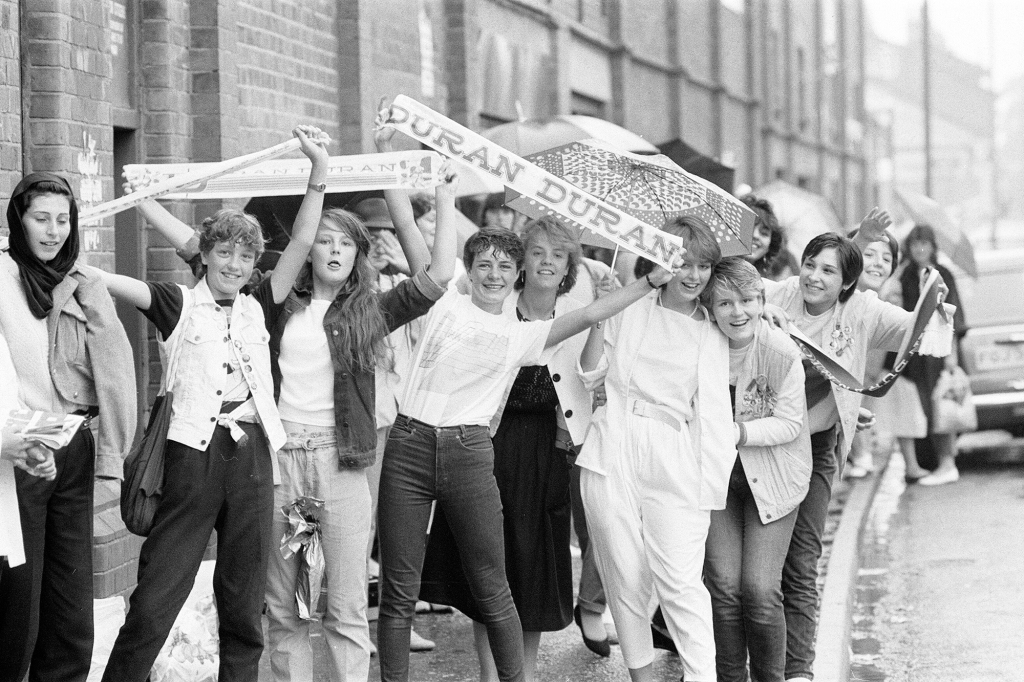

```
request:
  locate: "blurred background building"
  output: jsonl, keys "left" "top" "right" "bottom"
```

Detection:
{"left": 0, "top": 0, "right": 894, "bottom": 598}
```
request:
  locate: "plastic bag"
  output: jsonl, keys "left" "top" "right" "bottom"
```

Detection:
{"left": 87, "top": 597, "right": 127, "bottom": 682}
{"left": 932, "top": 366, "right": 977, "bottom": 434}
{"left": 280, "top": 496, "right": 326, "bottom": 620}
{"left": 151, "top": 560, "right": 219, "bottom": 682}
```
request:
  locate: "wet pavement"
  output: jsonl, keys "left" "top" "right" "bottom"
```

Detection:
{"left": 848, "top": 438, "right": 1024, "bottom": 682}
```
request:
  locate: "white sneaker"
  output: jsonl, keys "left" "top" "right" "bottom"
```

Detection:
{"left": 918, "top": 467, "right": 960, "bottom": 486}
{"left": 410, "top": 628, "right": 436, "bottom": 652}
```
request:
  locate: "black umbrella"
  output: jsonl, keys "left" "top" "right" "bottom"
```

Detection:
{"left": 656, "top": 139, "right": 735, "bottom": 193}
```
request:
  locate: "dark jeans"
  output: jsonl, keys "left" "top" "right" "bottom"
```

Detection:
{"left": 782, "top": 427, "right": 838, "bottom": 681}
{"left": 0, "top": 429, "right": 96, "bottom": 682}
{"left": 377, "top": 415, "right": 524, "bottom": 682}
{"left": 705, "top": 461, "right": 798, "bottom": 682}
{"left": 569, "top": 454, "right": 605, "bottom": 616}
{"left": 101, "top": 423, "right": 274, "bottom": 682}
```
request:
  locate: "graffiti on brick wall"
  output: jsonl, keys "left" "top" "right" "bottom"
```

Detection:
{"left": 78, "top": 131, "right": 102, "bottom": 207}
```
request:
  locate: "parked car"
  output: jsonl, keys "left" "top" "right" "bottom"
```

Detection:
{"left": 958, "top": 248, "right": 1024, "bottom": 435}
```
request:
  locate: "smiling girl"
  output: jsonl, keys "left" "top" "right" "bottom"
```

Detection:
{"left": 93, "top": 125, "right": 329, "bottom": 682}
{"left": 576, "top": 217, "right": 736, "bottom": 682}
{"left": 702, "top": 258, "right": 810, "bottom": 682}
{"left": 376, "top": 226, "right": 684, "bottom": 682}
{"left": 762, "top": 217, "right": 952, "bottom": 682}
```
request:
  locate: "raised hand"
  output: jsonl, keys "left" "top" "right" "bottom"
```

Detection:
{"left": 646, "top": 251, "right": 688, "bottom": 288}
{"left": 293, "top": 125, "right": 330, "bottom": 166}
{"left": 435, "top": 160, "right": 460, "bottom": 200}
{"left": 858, "top": 207, "right": 892, "bottom": 243}
{"left": 374, "top": 97, "right": 397, "bottom": 152}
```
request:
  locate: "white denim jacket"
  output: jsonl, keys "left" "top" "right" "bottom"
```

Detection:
{"left": 163, "top": 280, "right": 285, "bottom": 483}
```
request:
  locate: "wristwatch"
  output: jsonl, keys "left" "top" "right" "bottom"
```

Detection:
{"left": 308, "top": 182, "right": 327, "bottom": 193}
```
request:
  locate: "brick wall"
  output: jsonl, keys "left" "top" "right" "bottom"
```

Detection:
{"left": 0, "top": 0, "right": 21, "bottom": 211}
{"left": 22, "top": 0, "right": 115, "bottom": 269}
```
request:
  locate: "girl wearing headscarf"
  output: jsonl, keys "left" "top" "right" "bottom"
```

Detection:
{"left": 0, "top": 172, "right": 137, "bottom": 682}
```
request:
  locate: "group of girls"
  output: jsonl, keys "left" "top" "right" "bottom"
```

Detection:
{"left": 0, "top": 114, "right": 953, "bottom": 682}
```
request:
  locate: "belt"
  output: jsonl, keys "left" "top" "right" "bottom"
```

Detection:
{"left": 282, "top": 432, "right": 338, "bottom": 451}
{"left": 629, "top": 398, "right": 681, "bottom": 432}
{"left": 72, "top": 407, "right": 98, "bottom": 430}
{"left": 394, "top": 414, "right": 486, "bottom": 435}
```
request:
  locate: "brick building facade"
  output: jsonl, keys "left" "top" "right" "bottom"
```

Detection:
{"left": 2, "top": 0, "right": 874, "bottom": 599}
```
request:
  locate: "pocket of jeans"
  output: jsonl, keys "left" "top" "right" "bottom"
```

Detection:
{"left": 457, "top": 428, "right": 492, "bottom": 454}
{"left": 388, "top": 420, "right": 418, "bottom": 443}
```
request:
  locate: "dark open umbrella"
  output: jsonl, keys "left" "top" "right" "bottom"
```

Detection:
{"left": 657, "top": 139, "right": 735, "bottom": 193}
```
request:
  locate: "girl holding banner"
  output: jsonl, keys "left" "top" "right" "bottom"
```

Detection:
{"left": 94, "top": 126, "right": 328, "bottom": 682}
{"left": 761, "top": 223, "right": 951, "bottom": 682}
{"left": 416, "top": 216, "right": 596, "bottom": 682}
{"left": 128, "top": 141, "right": 459, "bottom": 681}
{"left": 375, "top": 226, "right": 683, "bottom": 682}
{"left": 575, "top": 217, "right": 735, "bottom": 682}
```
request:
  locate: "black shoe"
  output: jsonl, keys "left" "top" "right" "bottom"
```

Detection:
{"left": 574, "top": 605, "right": 611, "bottom": 657}
{"left": 651, "top": 607, "right": 678, "bottom": 654}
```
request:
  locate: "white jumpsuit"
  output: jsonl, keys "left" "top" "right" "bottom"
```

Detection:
{"left": 577, "top": 291, "right": 735, "bottom": 680}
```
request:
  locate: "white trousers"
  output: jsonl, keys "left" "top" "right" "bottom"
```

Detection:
{"left": 580, "top": 412, "right": 716, "bottom": 680}
{"left": 266, "top": 422, "right": 373, "bottom": 682}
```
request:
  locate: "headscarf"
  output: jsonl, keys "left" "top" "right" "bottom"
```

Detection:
{"left": 5, "top": 172, "right": 80, "bottom": 319}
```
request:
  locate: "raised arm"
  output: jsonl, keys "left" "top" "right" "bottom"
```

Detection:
{"left": 375, "top": 106, "right": 432, "bottom": 275}
{"left": 425, "top": 164, "right": 459, "bottom": 288}
{"left": 268, "top": 125, "right": 330, "bottom": 303}
{"left": 545, "top": 261, "right": 680, "bottom": 349}
{"left": 134, "top": 198, "right": 194, "bottom": 251}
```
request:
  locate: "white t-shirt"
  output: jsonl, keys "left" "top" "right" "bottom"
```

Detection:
{"left": 278, "top": 299, "right": 335, "bottom": 427}
{"left": 625, "top": 303, "right": 701, "bottom": 424}
{"left": 797, "top": 304, "right": 841, "bottom": 433}
{"left": 398, "top": 289, "right": 553, "bottom": 427}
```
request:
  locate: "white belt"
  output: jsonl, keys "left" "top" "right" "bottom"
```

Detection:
{"left": 629, "top": 398, "right": 682, "bottom": 432}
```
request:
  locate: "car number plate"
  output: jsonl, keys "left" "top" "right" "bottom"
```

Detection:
{"left": 975, "top": 344, "right": 1024, "bottom": 371}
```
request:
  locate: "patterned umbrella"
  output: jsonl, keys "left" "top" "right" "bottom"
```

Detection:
{"left": 506, "top": 139, "right": 756, "bottom": 256}
{"left": 483, "top": 115, "right": 660, "bottom": 156}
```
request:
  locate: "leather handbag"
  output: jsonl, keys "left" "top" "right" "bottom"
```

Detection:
{"left": 121, "top": 296, "right": 192, "bottom": 536}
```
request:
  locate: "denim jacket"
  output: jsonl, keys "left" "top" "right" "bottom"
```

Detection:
{"left": 267, "top": 267, "right": 444, "bottom": 469}
{"left": 163, "top": 279, "right": 286, "bottom": 482}
{"left": 733, "top": 324, "right": 812, "bottom": 524}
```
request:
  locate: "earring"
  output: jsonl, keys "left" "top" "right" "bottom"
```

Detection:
{"left": 560, "top": 275, "right": 568, "bottom": 288}
{"left": 517, "top": 271, "right": 526, "bottom": 286}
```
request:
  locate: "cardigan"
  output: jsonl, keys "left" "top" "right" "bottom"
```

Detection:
{"left": 0, "top": 253, "right": 136, "bottom": 479}
{"left": 732, "top": 323, "right": 812, "bottom": 524}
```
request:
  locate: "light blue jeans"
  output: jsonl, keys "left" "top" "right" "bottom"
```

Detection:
{"left": 265, "top": 421, "right": 373, "bottom": 682}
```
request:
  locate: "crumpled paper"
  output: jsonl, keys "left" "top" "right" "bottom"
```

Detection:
{"left": 280, "top": 496, "right": 326, "bottom": 621}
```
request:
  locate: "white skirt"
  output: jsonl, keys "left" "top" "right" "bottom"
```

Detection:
{"left": 872, "top": 376, "right": 927, "bottom": 439}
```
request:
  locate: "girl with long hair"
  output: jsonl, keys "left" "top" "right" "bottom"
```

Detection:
{"left": 0, "top": 172, "right": 137, "bottom": 682}
{"left": 134, "top": 150, "right": 459, "bottom": 681}
{"left": 897, "top": 224, "right": 966, "bottom": 485}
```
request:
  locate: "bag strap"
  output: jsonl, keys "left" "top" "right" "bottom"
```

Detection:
{"left": 158, "top": 287, "right": 195, "bottom": 396}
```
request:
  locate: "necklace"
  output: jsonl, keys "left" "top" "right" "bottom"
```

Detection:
{"left": 658, "top": 290, "right": 701, "bottom": 319}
